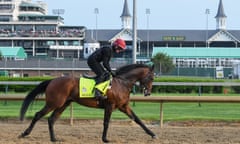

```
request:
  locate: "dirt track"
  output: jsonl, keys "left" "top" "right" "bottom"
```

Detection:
{"left": 1, "top": 119, "right": 240, "bottom": 144}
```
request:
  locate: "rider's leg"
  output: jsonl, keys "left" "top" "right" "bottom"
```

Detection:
{"left": 94, "top": 74, "right": 107, "bottom": 100}
{"left": 87, "top": 62, "right": 107, "bottom": 100}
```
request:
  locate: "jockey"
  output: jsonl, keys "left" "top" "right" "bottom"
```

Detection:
{"left": 87, "top": 38, "right": 126, "bottom": 100}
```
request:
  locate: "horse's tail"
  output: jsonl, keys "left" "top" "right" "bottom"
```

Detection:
{"left": 20, "top": 79, "right": 52, "bottom": 121}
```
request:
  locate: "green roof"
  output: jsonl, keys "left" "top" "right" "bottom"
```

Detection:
{"left": 152, "top": 47, "right": 240, "bottom": 58}
{"left": 19, "top": 2, "right": 41, "bottom": 8}
{"left": 0, "top": 47, "right": 27, "bottom": 59}
{"left": 18, "top": 14, "right": 59, "bottom": 18}
{"left": 18, "top": 14, "right": 42, "bottom": 16}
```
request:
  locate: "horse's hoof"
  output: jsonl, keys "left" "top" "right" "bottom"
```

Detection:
{"left": 18, "top": 132, "right": 27, "bottom": 138}
{"left": 152, "top": 135, "right": 158, "bottom": 139}
{"left": 51, "top": 138, "right": 58, "bottom": 142}
{"left": 18, "top": 134, "right": 24, "bottom": 139}
{"left": 102, "top": 138, "right": 110, "bottom": 143}
{"left": 51, "top": 138, "right": 64, "bottom": 143}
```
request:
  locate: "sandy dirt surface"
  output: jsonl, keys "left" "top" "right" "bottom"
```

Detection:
{"left": 1, "top": 119, "right": 240, "bottom": 144}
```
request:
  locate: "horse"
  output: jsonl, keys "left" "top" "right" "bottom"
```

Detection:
{"left": 19, "top": 63, "right": 156, "bottom": 143}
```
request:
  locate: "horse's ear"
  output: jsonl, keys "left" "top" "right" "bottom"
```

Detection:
{"left": 145, "top": 61, "right": 154, "bottom": 71}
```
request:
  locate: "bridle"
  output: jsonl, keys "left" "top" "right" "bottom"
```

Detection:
{"left": 139, "top": 70, "right": 154, "bottom": 96}
{"left": 113, "top": 66, "right": 154, "bottom": 95}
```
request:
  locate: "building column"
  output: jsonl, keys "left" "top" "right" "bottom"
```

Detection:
{"left": 56, "top": 40, "right": 59, "bottom": 58}
{"left": 33, "top": 40, "right": 35, "bottom": 56}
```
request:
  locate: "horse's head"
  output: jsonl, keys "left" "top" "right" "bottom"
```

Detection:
{"left": 139, "top": 64, "right": 154, "bottom": 96}
{"left": 115, "top": 64, "right": 155, "bottom": 96}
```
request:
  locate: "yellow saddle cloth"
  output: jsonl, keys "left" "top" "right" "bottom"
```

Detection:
{"left": 79, "top": 77, "right": 111, "bottom": 98}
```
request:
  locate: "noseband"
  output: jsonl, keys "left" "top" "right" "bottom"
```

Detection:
{"left": 140, "top": 70, "right": 154, "bottom": 95}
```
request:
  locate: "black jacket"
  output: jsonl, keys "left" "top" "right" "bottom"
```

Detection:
{"left": 87, "top": 46, "right": 113, "bottom": 72}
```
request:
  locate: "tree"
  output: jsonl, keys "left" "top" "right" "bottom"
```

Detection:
{"left": 152, "top": 52, "right": 175, "bottom": 75}
{"left": 0, "top": 51, "right": 2, "bottom": 60}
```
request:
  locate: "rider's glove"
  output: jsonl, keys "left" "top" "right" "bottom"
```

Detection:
{"left": 110, "top": 71, "right": 116, "bottom": 77}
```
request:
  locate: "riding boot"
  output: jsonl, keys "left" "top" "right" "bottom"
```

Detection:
{"left": 94, "top": 74, "right": 107, "bottom": 100}
{"left": 94, "top": 88, "right": 106, "bottom": 100}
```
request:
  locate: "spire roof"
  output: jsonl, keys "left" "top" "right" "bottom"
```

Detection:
{"left": 121, "top": 0, "right": 131, "bottom": 17}
{"left": 215, "top": 0, "right": 227, "bottom": 18}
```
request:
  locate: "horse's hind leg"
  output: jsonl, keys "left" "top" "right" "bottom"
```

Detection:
{"left": 19, "top": 105, "right": 52, "bottom": 138}
{"left": 119, "top": 106, "right": 156, "bottom": 138}
{"left": 48, "top": 100, "right": 71, "bottom": 142}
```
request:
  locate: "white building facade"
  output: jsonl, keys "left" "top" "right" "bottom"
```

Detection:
{"left": 0, "top": 0, "right": 84, "bottom": 59}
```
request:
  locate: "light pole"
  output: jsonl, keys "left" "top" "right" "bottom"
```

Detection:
{"left": 146, "top": 8, "right": 150, "bottom": 58}
{"left": 52, "top": 9, "right": 65, "bottom": 16}
{"left": 205, "top": 8, "right": 210, "bottom": 47}
{"left": 132, "top": 0, "right": 137, "bottom": 64}
{"left": 94, "top": 8, "right": 99, "bottom": 41}
{"left": 52, "top": 9, "right": 65, "bottom": 25}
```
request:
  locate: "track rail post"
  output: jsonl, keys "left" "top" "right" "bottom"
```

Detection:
{"left": 70, "top": 103, "right": 73, "bottom": 126}
{"left": 160, "top": 102, "right": 163, "bottom": 128}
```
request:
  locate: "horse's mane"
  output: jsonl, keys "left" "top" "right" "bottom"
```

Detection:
{"left": 115, "top": 64, "right": 149, "bottom": 75}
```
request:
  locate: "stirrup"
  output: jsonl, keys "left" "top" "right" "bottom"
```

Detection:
{"left": 94, "top": 89, "right": 106, "bottom": 100}
{"left": 95, "top": 95, "right": 107, "bottom": 100}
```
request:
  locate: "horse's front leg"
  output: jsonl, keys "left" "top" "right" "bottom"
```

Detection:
{"left": 102, "top": 103, "right": 113, "bottom": 143}
{"left": 119, "top": 106, "right": 156, "bottom": 139}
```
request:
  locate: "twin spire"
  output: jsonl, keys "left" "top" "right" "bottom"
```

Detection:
{"left": 120, "top": 0, "right": 131, "bottom": 29}
{"left": 215, "top": 0, "right": 227, "bottom": 30}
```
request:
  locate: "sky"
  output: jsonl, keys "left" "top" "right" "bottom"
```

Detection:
{"left": 39, "top": 0, "right": 240, "bottom": 30}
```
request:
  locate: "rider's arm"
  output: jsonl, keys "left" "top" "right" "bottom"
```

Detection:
{"left": 102, "top": 48, "right": 112, "bottom": 72}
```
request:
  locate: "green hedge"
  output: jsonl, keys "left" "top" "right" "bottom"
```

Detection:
{"left": 0, "top": 76, "right": 52, "bottom": 93}
{"left": 0, "top": 76, "right": 239, "bottom": 94}
{"left": 152, "top": 76, "right": 238, "bottom": 94}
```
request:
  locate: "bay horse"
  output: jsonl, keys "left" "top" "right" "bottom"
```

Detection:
{"left": 19, "top": 63, "right": 156, "bottom": 143}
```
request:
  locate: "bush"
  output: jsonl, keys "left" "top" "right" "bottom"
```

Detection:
{"left": 231, "top": 86, "right": 240, "bottom": 93}
{"left": 212, "top": 86, "right": 223, "bottom": 93}
{"left": 0, "top": 76, "right": 52, "bottom": 93}
{"left": 0, "top": 76, "right": 238, "bottom": 94}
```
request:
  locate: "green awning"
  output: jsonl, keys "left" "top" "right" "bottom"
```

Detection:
{"left": 0, "top": 47, "right": 27, "bottom": 59}
{"left": 152, "top": 47, "right": 240, "bottom": 58}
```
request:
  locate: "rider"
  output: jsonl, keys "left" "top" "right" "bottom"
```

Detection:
{"left": 87, "top": 38, "right": 126, "bottom": 100}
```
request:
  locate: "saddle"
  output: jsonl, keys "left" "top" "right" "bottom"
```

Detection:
{"left": 83, "top": 72, "right": 110, "bottom": 82}
{"left": 79, "top": 74, "right": 111, "bottom": 98}
{"left": 82, "top": 73, "right": 97, "bottom": 79}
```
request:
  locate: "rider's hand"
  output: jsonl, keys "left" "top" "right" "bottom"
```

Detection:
{"left": 110, "top": 71, "right": 116, "bottom": 77}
